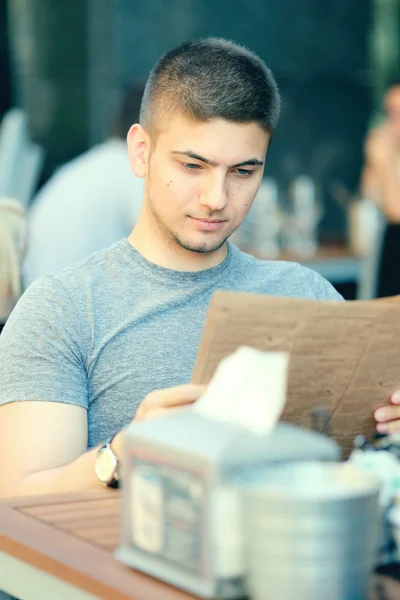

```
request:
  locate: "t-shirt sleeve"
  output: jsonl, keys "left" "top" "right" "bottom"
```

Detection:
{"left": 0, "top": 275, "right": 88, "bottom": 409}
{"left": 302, "top": 266, "right": 345, "bottom": 301}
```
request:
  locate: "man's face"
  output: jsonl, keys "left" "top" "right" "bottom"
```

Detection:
{"left": 141, "top": 114, "right": 270, "bottom": 255}
{"left": 385, "top": 86, "right": 400, "bottom": 137}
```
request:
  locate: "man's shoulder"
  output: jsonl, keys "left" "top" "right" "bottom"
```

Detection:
{"left": 231, "top": 245, "right": 343, "bottom": 301}
{"left": 231, "top": 244, "right": 312, "bottom": 278}
{"left": 27, "top": 240, "right": 126, "bottom": 301}
{"left": 60, "top": 240, "right": 125, "bottom": 276}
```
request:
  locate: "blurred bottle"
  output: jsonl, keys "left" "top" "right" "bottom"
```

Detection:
{"left": 246, "top": 178, "right": 281, "bottom": 258}
{"left": 348, "top": 198, "right": 384, "bottom": 257}
{"left": 282, "top": 175, "right": 319, "bottom": 257}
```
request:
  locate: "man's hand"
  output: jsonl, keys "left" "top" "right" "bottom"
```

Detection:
{"left": 374, "top": 391, "right": 400, "bottom": 434}
{"left": 133, "top": 383, "right": 206, "bottom": 423}
{"left": 365, "top": 125, "right": 399, "bottom": 169}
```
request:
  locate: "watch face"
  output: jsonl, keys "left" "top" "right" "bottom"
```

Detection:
{"left": 95, "top": 446, "right": 118, "bottom": 484}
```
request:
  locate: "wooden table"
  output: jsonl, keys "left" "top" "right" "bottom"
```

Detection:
{"left": 0, "top": 490, "right": 198, "bottom": 600}
{"left": 0, "top": 490, "right": 398, "bottom": 600}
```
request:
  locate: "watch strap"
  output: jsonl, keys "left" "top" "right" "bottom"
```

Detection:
{"left": 98, "top": 433, "right": 120, "bottom": 488}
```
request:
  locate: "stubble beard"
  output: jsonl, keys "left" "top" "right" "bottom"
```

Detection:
{"left": 148, "top": 195, "right": 230, "bottom": 254}
{"left": 146, "top": 174, "right": 232, "bottom": 255}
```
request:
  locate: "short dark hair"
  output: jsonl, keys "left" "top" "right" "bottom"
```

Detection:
{"left": 140, "top": 37, "right": 281, "bottom": 136}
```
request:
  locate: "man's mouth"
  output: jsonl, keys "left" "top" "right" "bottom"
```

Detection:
{"left": 188, "top": 216, "right": 227, "bottom": 231}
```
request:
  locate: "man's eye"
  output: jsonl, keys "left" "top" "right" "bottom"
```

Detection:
{"left": 236, "top": 168, "right": 254, "bottom": 177}
{"left": 184, "top": 163, "right": 201, "bottom": 170}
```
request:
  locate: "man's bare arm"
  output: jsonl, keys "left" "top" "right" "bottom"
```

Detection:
{"left": 370, "top": 161, "right": 400, "bottom": 222}
{"left": 0, "top": 401, "right": 111, "bottom": 498}
{"left": 0, "top": 384, "right": 205, "bottom": 499}
{"left": 364, "top": 125, "right": 400, "bottom": 221}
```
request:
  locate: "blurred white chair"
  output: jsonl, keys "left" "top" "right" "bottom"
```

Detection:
{"left": 0, "top": 198, "right": 27, "bottom": 323}
{"left": 0, "top": 108, "right": 44, "bottom": 208}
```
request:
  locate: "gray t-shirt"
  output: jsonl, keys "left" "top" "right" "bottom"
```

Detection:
{"left": 0, "top": 240, "right": 342, "bottom": 448}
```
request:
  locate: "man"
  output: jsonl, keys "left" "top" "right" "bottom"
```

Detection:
{"left": 22, "top": 85, "right": 144, "bottom": 287}
{"left": 0, "top": 38, "right": 396, "bottom": 498}
{"left": 362, "top": 78, "right": 400, "bottom": 297}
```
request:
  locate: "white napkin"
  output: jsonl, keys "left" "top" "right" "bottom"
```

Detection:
{"left": 193, "top": 346, "right": 289, "bottom": 436}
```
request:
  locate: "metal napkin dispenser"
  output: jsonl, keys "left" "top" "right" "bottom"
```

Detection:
{"left": 116, "top": 411, "right": 340, "bottom": 598}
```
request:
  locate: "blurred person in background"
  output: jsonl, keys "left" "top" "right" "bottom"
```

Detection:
{"left": 362, "top": 78, "right": 400, "bottom": 297}
{"left": 0, "top": 198, "right": 26, "bottom": 332}
{"left": 22, "top": 84, "right": 144, "bottom": 287}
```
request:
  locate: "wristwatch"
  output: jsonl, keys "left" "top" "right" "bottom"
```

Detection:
{"left": 95, "top": 433, "right": 120, "bottom": 488}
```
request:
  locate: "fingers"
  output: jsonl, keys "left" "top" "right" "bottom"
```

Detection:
{"left": 376, "top": 420, "right": 400, "bottom": 435}
{"left": 373, "top": 390, "right": 400, "bottom": 433}
{"left": 375, "top": 403, "right": 400, "bottom": 434}
{"left": 389, "top": 390, "right": 400, "bottom": 405}
{"left": 146, "top": 384, "right": 206, "bottom": 408}
{"left": 135, "top": 405, "right": 190, "bottom": 423}
{"left": 134, "top": 384, "right": 206, "bottom": 423}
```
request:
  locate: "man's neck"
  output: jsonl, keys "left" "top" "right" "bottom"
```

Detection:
{"left": 128, "top": 211, "right": 227, "bottom": 272}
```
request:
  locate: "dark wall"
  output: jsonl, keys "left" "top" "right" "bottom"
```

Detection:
{"left": 6, "top": 0, "right": 372, "bottom": 237}
{"left": 0, "top": 1, "right": 11, "bottom": 117}
{"left": 116, "top": 0, "right": 369, "bottom": 79}
{"left": 7, "top": 0, "right": 88, "bottom": 175}
{"left": 116, "top": 0, "right": 372, "bottom": 240}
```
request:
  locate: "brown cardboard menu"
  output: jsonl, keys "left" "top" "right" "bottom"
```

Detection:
{"left": 192, "top": 291, "right": 400, "bottom": 456}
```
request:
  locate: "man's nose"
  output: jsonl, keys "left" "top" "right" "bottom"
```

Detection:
{"left": 199, "top": 175, "right": 228, "bottom": 212}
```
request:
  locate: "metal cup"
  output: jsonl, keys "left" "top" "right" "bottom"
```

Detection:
{"left": 236, "top": 462, "right": 380, "bottom": 600}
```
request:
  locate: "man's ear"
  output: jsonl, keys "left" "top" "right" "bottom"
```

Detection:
{"left": 127, "top": 124, "right": 150, "bottom": 178}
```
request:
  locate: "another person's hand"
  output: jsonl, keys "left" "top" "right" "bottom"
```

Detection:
{"left": 133, "top": 383, "right": 206, "bottom": 423}
{"left": 365, "top": 124, "right": 398, "bottom": 168}
{"left": 374, "top": 391, "right": 400, "bottom": 434}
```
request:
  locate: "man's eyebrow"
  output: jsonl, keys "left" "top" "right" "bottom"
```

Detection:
{"left": 171, "top": 151, "right": 218, "bottom": 167}
{"left": 231, "top": 158, "right": 264, "bottom": 168}
{"left": 171, "top": 150, "right": 263, "bottom": 169}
